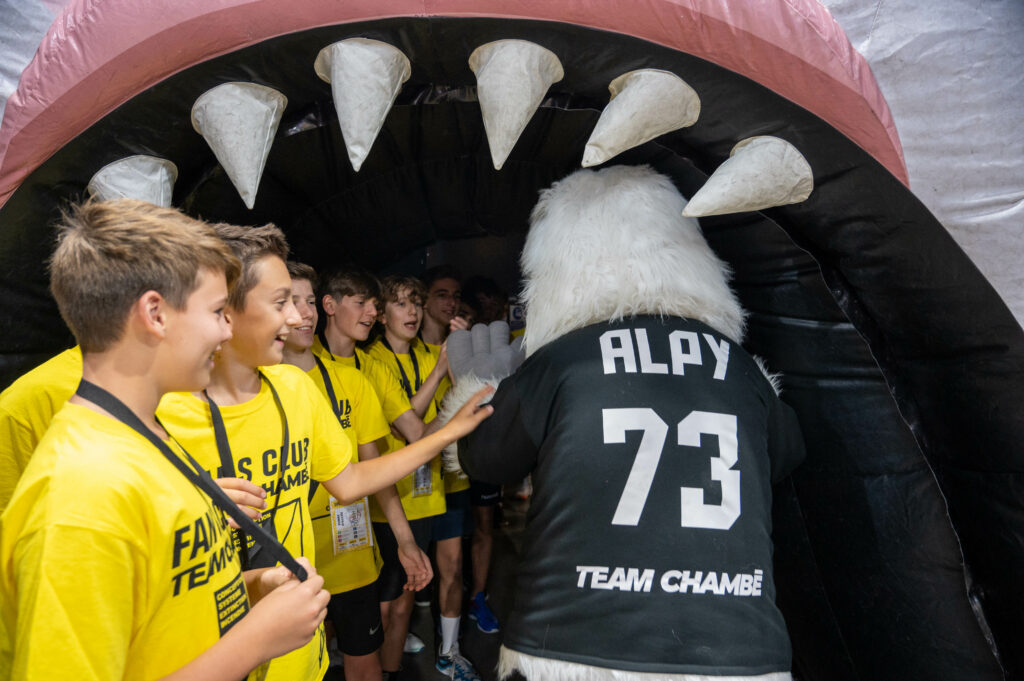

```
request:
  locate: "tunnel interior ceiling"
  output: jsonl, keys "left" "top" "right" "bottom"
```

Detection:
{"left": 1, "top": 15, "right": 1023, "bottom": 680}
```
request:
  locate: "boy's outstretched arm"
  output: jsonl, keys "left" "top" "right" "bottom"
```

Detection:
{"left": 322, "top": 386, "right": 493, "bottom": 505}
{"left": 360, "top": 440, "right": 433, "bottom": 591}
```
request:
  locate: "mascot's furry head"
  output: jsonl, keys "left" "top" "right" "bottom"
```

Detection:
{"left": 520, "top": 165, "right": 746, "bottom": 356}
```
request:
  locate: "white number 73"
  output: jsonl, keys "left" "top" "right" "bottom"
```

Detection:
{"left": 603, "top": 408, "right": 740, "bottom": 530}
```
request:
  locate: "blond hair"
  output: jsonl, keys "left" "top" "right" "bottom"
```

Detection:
{"left": 210, "top": 222, "right": 289, "bottom": 310}
{"left": 49, "top": 199, "right": 240, "bottom": 353}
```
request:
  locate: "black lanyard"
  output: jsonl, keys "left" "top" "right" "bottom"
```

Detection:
{"left": 74, "top": 379, "right": 307, "bottom": 581}
{"left": 380, "top": 337, "right": 420, "bottom": 398}
{"left": 204, "top": 372, "right": 290, "bottom": 569}
{"left": 309, "top": 354, "right": 345, "bottom": 503}
{"left": 318, "top": 330, "right": 359, "bottom": 370}
{"left": 313, "top": 355, "right": 344, "bottom": 423}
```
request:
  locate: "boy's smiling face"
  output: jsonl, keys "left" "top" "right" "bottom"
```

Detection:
{"left": 425, "top": 277, "right": 460, "bottom": 327}
{"left": 225, "top": 255, "right": 300, "bottom": 368}
{"left": 164, "top": 267, "right": 232, "bottom": 392}
{"left": 325, "top": 292, "right": 378, "bottom": 343}
{"left": 285, "top": 277, "right": 317, "bottom": 352}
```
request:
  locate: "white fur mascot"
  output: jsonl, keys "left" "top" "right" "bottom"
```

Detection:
{"left": 443, "top": 164, "right": 805, "bottom": 681}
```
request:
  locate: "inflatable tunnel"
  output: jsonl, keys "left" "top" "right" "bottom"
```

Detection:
{"left": 1, "top": 2, "right": 1022, "bottom": 679}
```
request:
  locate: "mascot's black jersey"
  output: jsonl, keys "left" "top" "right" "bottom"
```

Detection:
{"left": 461, "top": 315, "right": 804, "bottom": 676}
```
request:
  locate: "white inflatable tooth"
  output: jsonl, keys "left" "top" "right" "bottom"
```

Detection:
{"left": 582, "top": 69, "right": 700, "bottom": 168}
{"left": 314, "top": 39, "right": 411, "bottom": 172}
{"left": 469, "top": 40, "right": 564, "bottom": 170}
{"left": 682, "top": 136, "right": 814, "bottom": 217}
{"left": 191, "top": 82, "right": 287, "bottom": 209}
{"left": 87, "top": 155, "right": 178, "bottom": 207}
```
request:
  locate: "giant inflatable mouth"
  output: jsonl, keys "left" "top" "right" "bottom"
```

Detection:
{"left": 1, "top": 3, "right": 1022, "bottom": 679}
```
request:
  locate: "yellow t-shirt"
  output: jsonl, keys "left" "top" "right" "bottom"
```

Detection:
{"left": 0, "top": 346, "right": 82, "bottom": 513}
{"left": 157, "top": 363, "right": 351, "bottom": 681}
{"left": 365, "top": 339, "right": 450, "bottom": 520}
{"left": 305, "top": 357, "right": 390, "bottom": 594}
{"left": 312, "top": 338, "right": 411, "bottom": 425}
{"left": 0, "top": 403, "right": 250, "bottom": 681}
{"left": 423, "top": 342, "right": 469, "bottom": 495}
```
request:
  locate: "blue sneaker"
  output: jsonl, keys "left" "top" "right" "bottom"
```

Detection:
{"left": 468, "top": 592, "right": 500, "bottom": 634}
{"left": 436, "top": 643, "right": 481, "bottom": 680}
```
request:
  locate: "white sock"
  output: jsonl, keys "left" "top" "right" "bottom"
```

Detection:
{"left": 440, "top": 615, "right": 460, "bottom": 654}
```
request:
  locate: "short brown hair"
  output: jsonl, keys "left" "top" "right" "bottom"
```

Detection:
{"left": 380, "top": 274, "right": 427, "bottom": 307}
{"left": 49, "top": 198, "right": 240, "bottom": 353}
{"left": 422, "top": 265, "right": 462, "bottom": 290}
{"left": 287, "top": 261, "right": 318, "bottom": 290}
{"left": 320, "top": 267, "right": 381, "bottom": 304}
{"left": 211, "top": 223, "right": 289, "bottom": 310}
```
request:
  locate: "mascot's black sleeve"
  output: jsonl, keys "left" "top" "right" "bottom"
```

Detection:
{"left": 460, "top": 376, "right": 539, "bottom": 484}
{"left": 459, "top": 315, "right": 805, "bottom": 677}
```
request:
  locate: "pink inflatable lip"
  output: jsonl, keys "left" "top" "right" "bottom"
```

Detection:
{"left": 0, "top": 0, "right": 906, "bottom": 209}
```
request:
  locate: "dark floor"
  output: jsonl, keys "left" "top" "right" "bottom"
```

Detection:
{"left": 325, "top": 491, "right": 530, "bottom": 681}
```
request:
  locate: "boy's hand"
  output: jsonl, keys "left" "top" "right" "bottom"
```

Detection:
{"left": 443, "top": 385, "right": 495, "bottom": 440}
{"left": 255, "top": 559, "right": 307, "bottom": 597}
{"left": 215, "top": 477, "right": 267, "bottom": 528}
{"left": 397, "top": 540, "right": 433, "bottom": 591}
{"left": 433, "top": 342, "right": 450, "bottom": 377}
{"left": 450, "top": 316, "right": 471, "bottom": 332}
{"left": 246, "top": 558, "right": 329, "bottom": 659}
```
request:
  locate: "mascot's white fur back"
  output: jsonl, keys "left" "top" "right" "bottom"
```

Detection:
{"left": 520, "top": 165, "right": 746, "bottom": 356}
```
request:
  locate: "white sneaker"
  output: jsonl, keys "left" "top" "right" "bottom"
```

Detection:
{"left": 404, "top": 631, "right": 426, "bottom": 654}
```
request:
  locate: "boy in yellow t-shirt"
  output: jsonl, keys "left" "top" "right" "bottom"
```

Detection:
{"left": 420, "top": 267, "right": 502, "bottom": 635}
{"left": 0, "top": 346, "right": 272, "bottom": 521}
{"left": 315, "top": 268, "right": 447, "bottom": 677}
{"left": 0, "top": 199, "right": 330, "bottom": 681}
{"left": 0, "top": 346, "right": 81, "bottom": 513}
{"left": 157, "top": 226, "right": 493, "bottom": 681}
{"left": 282, "top": 262, "right": 432, "bottom": 681}
{"left": 367, "top": 275, "right": 480, "bottom": 679}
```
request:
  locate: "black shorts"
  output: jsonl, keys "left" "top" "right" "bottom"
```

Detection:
{"left": 470, "top": 479, "right": 501, "bottom": 507}
{"left": 432, "top": 489, "right": 472, "bottom": 541}
{"left": 327, "top": 579, "right": 384, "bottom": 656}
{"left": 373, "top": 517, "right": 434, "bottom": 603}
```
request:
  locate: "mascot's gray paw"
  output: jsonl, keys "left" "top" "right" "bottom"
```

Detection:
{"left": 438, "top": 321, "right": 525, "bottom": 472}
{"left": 447, "top": 321, "right": 525, "bottom": 382}
{"left": 438, "top": 373, "right": 500, "bottom": 473}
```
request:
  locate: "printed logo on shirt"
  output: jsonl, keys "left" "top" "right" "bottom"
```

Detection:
{"left": 215, "top": 571, "right": 250, "bottom": 635}
{"left": 170, "top": 507, "right": 237, "bottom": 596}
{"left": 575, "top": 565, "right": 764, "bottom": 597}
{"left": 235, "top": 436, "right": 311, "bottom": 494}
{"left": 237, "top": 497, "right": 304, "bottom": 555}
{"left": 335, "top": 398, "right": 353, "bottom": 430}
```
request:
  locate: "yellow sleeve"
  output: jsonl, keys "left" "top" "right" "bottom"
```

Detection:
{"left": 0, "top": 347, "right": 82, "bottom": 513}
{"left": 0, "top": 408, "right": 35, "bottom": 514}
{"left": 362, "top": 357, "right": 413, "bottom": 425}
{"left": 9, "top": 524, "right": 138, "bottom": 679}
{"left": 349, "top": 373, "right": 390, "bottom": 445}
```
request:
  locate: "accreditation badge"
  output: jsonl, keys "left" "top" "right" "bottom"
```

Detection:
{"left": 329, "top": 496, "right": 373, "bottom": 554}
{"left": 412, "top": 462, "right": 433, "bottom": 497}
